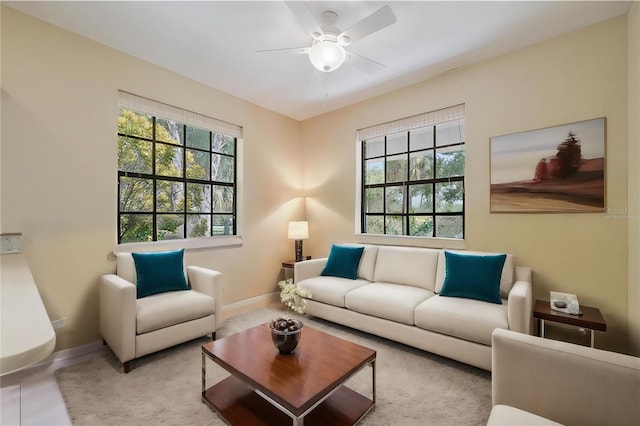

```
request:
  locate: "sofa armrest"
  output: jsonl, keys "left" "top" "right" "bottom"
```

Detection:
{"left": 492, "top": 328, "right": 640, "bottom": 426}
{"left": 294, "top": 258, "right": 327, "bottom": 283}
{"left": 187, "top": 266, "right": 223, "bottom": 325}
{"left": 507, "top": 266, "right": 532, "bottom": 334}
{"left": 99, "top": 274, "right": 136, "bottom": 363}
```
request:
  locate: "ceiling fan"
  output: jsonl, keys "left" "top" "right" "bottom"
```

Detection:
{"left": 258, "top": 2, "right": 397, "bottom": 74}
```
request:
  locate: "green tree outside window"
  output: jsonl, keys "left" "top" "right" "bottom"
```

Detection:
{"left": 362, "top": 119, "right": 464, "bottom": 239}
{"left": 117, "top": 109, "right": 236, "bottom": 243}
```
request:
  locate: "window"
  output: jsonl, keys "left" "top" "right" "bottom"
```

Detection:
{"left": 359, "top": 105, "right": 465, "bottom": 239}
{"left": 117, "top": 92, "right": 241, "bottom": 244}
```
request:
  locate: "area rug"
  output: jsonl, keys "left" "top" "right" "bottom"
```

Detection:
{"left": 55, "top": 308, "right": 491, "bottom": 425}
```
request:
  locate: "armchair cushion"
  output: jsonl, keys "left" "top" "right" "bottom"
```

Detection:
{"left": 488, "top": 405, "right": 562, "bottom": 426}
{"left": 136, "top": 290, "right": 215, "bottom": 334}
{"left": 132, "top": 249, "right": 189, "bottom": 298}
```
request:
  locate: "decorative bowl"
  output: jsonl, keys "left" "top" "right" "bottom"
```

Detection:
{"left": 269, "top": 318, "right": 303, "bottom": 354}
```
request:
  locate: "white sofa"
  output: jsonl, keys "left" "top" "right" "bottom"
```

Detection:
{"left": 489, "top": 328, "right": 640, "bottom": 426}
{"left": 100, "top": 253, "right": 223, "bottom": 373}
{"left": 295, "top": 244, "right": 532, "bottom": 371}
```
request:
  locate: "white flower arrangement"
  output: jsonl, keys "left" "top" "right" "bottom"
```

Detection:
{"left": 278, "top": 278, "right": 312, "bottom": 315}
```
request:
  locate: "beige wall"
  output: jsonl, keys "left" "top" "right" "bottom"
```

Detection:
{"left": 1, "top": 7, "right": 636, "bottom": 355}
{"left": 301, "top": 16, "right": 631, "bottom": 353}
{"left": 0, "top": 7, "right": 303, "bottom": 351}
{"left": 628, "top": 2, "right": 640, "bottom": 357}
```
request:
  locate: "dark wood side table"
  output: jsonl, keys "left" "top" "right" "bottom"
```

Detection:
{"left": 533, "top": 299, "right": 606, "bottom": 347}
{"left": 282, "top": 256, "right": 312, "bottom": 281}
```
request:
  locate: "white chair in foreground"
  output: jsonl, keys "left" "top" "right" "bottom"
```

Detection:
{"left": 100, "top": 251, "right": 222, "bottom": 373}
{"left": 489, "top": 328, "right": 640, "bottom": 426}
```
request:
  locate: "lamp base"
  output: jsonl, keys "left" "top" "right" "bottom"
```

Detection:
{"left": 295, "top": 240, "right": 303, "bottom": 262}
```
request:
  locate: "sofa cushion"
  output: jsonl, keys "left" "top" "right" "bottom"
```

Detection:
{"left": 321, "top": 244, "right": 365, "bottom": 280}
{"left": 439, "top": 251, "right": 505, "bottom": 304}
{"left": 136, "top": 290, "right": 214, "bottom": 334}
{"left": 372, "top": 246, "right": 440, "bottom": 291}
{"left": 435, "top": 250, "right": 514, "bottom": 298}
{"left": 297, "top": 276, "right": 369, "bottom": 308}
{"left": 343, "top": 243, "right": 379, "bottom": 281}
{"left": 345, "top": 283, "right": 435, "bottom": 325}
{"left": 132, "top": 249, "right": 190, "bottom": 299}
{"left": 414, "top": 295, "right": 508, "bottom": 345}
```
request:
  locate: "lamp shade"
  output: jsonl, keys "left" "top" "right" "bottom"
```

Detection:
{"left": 288, "top": 221, "right": 309, "bottom": 240}
{"left": 308, "top": 40, "right": 346, "bottom": 73}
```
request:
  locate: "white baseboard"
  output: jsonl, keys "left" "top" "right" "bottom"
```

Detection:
{"left": 1, "top": 340, "right": 105, "bottom": 385}
{"left": 221, "top": 292, "right": 280, "bottom": 319}
{"left": 47, "top": 340, "right": 105, "bottom": 364}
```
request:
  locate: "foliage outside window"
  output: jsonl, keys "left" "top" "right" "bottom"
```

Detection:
{"left": 361, "top": 118, "right": 465, "bottom": 239}
{"left": 117, "top": 108, "right": 237, "bottom": 243}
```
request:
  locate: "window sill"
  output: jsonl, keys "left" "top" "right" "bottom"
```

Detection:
{"left": 355, "top": 233, "right": 466, "bottom": 250}
{"left": 114, "top": 235, "right": 243, "bottom": 254}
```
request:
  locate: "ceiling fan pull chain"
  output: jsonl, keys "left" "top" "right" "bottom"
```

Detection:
{"left": 323, "top": 75, "right": 329, "bottom": 109}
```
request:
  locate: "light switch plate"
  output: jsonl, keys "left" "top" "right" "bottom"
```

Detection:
{"left": 1, "top": 233, "right": 23, "bottom": 254}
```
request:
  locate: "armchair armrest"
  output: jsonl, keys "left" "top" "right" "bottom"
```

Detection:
{"left": 294, "top": 258, "right": 327, "bottom": 283}
{"left": 492, "top": 328, "right": 640, "bottom": 425}
{"left": 99, "top": 274, "right": 136, "bottom": 363}
{"left": 507, "top": 266, "right": 533, "bottom": 334}
{"left": 187, "top": 266, "right": 223, "bottom": 324}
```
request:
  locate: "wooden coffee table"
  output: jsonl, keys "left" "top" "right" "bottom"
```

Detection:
{"left": 201, "top": 323, "right": 376, "bottom": 425}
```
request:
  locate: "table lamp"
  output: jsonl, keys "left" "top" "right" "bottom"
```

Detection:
{"left": 288, "top": 221, "right": 309, "bottom": 262}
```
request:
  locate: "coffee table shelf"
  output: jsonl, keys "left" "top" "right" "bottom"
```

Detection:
{"left": 202, "top": 324, "right": 376, "bottom": 425}
{"left": 203, "top": 375, "right": 374, "bottom": 426}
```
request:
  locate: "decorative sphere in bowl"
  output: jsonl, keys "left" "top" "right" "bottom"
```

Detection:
{"left": 269, "top": 318, "right": 303, "bottom": 354}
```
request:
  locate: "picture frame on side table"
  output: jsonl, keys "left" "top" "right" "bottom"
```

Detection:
{"left": 490, "top": 117, "right": 606, "bottom": 213}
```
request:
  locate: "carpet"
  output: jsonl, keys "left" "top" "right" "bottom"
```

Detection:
{"left": 55, "top": 308, "right": 491, "bottom": 425}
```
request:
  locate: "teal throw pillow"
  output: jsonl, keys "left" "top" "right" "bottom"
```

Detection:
{"left": 132, "top": 249, "right": 190, "bottom": 299}
{"left": 440, "top": 251, "right": 506, "bottom": 304}
{"left": 321, "top": 244, "right": 365, "bottom": 280}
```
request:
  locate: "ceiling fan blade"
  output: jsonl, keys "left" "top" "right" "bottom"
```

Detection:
{"left": 256, "top": 47, "right": 310, "bottom": 55}
{"left": 285, "top": 1, "right": 324, "bottom": 40}
{"left": 339, "top": 5, "right": 396, "bottom": 45}
{"left": 346, "top": 51, "right": 385, "bottom": 74}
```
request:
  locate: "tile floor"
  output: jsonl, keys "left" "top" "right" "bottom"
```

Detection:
{"left": 1, "top": 343, "right": 105, "bottom": 426}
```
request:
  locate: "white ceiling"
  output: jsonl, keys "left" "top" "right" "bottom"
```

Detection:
{"left": 6, "top": 1, "right": 632, "bottom": 121}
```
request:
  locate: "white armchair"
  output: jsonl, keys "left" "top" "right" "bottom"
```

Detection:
{"left": 100, "top": 252, "right": 222, "bottom": 373}
{"left": 489, "top": 328, "right": 640, "bottom": 425}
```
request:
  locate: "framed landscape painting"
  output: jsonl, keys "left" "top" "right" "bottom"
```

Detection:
{"left": 490, "top": 117, "right": 605, "bottom": 213}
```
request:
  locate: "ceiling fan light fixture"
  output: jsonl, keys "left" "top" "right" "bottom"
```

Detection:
{"left": 309, "top": 40, "right": 346, "bottom": 72}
